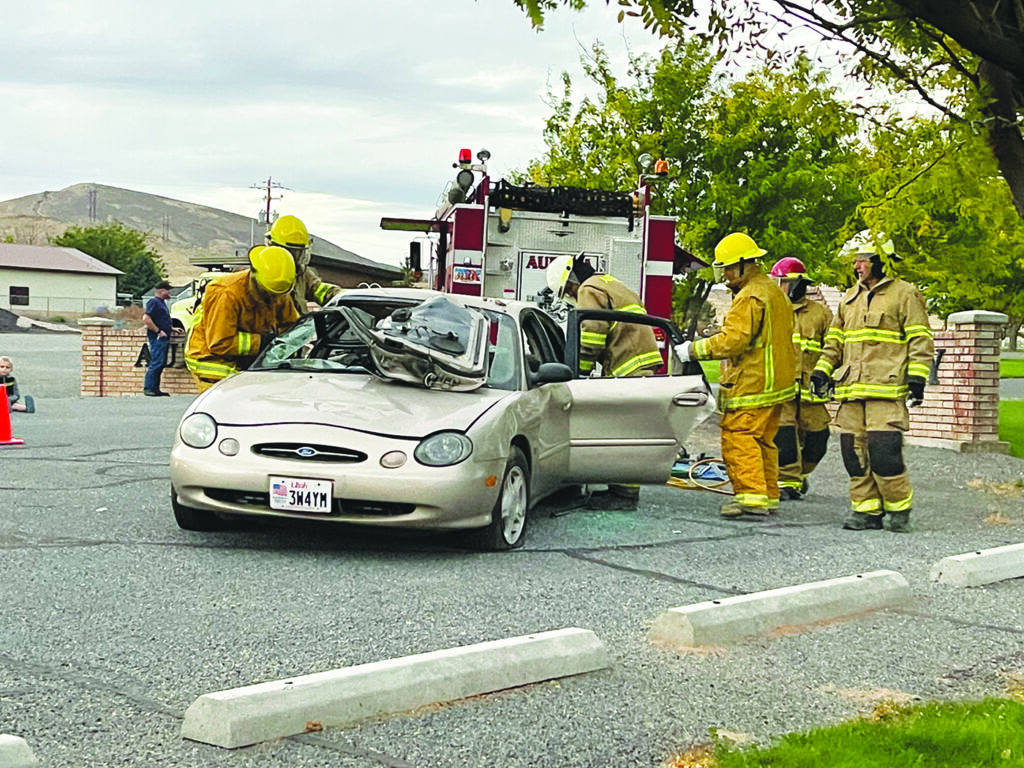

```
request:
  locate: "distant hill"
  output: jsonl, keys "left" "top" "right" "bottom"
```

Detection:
{"left": 0, "top": 183, "right": 391, "bottom": 284}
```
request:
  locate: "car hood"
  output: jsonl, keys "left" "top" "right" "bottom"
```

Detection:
{"left": 193, "top": 371, "right": 510, "bottom": 439}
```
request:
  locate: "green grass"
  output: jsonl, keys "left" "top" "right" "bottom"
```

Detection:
{"left": 1000, "top": 358, "right": 1024, "bottom": 378}
{"left": 1000, "top": 400, "right": 1024, "bottom": 459}
{"left": 712, "top": 698, "right": 1024, "bottom": 768}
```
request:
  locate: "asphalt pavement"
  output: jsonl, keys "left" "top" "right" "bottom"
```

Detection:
{"left": 2, "top": 330, "right": 1024, "bottom": 768}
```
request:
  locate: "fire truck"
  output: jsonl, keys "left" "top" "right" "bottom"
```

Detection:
{"left": 380, "top": 148, "right": 703, "bottom": 319}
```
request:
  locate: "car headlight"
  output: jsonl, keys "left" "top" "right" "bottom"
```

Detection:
{"left": 180, "top": 412, "right": 217, "bottom": 449}
{"left": 414, "top": 432, "right": 473, "bottom": 467}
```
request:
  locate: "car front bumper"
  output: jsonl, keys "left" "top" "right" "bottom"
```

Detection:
{"left": 170, "top": 422, "right": 504, "bottom": 530}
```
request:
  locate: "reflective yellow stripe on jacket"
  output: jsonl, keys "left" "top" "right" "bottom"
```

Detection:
{"left": 577, "top": 274, "right": 661, "bottom": 378}
{"left": 792, "top": 297, "right": 832, "bottom": 404}
{"left": 692, "top": 271, "right": 796, "bottom": 412}
{"left": 813, "top": 276, "right": 934, "bottom": 402}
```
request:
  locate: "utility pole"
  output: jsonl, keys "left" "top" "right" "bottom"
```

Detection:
{"left": 87, "top": 187, "right": 97, "bottom": 221}
{"left": 250, "top": 178, "right": 286, "bottom": 243}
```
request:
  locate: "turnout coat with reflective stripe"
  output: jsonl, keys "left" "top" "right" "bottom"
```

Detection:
{"left": 693, "top": 270, "right": 796, "bottom": 412}
{"left": 185, "top": 270, "right": 300, "bottom": 382}
{"left": 793, "top": 296, "right": 833, "bottom": 404}
{"left": 577, "top": 274, "right": 662, "bottom": 377}
{"left": 813, "top": 276, "right": 933, "bottom": 401}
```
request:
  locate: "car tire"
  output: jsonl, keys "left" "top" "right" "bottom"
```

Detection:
{"left": 171, "top": 488, "right": 230, "bottom": 531}
{"left": 464, "top": 446, "right": 530, "bottom": 551}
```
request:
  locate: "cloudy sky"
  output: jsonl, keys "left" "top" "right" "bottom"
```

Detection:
{"left": 1, "top": 1, "right": 667, "bottom": 267}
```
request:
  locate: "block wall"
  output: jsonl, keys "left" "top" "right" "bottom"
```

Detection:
{"left": 79, "top": 320, "right": 198, "bottom": 397}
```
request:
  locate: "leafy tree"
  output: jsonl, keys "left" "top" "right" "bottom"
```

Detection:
{"left": 523, "top": 41, "right": 864, "bottom": 329}
{"left": 121, "top": 255, "right": 165, "bottom": 300}
{"left": 856, "top": 117, "right": 1024, "bottom": 346}
{"left": 50, "top": 222, "right": 166, "bottom": 297}
{"left": 508, "top": 0, "right": 1024, "bottom": 225}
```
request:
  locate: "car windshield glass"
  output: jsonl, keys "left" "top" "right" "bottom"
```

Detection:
{"left": 251, "top": 297, "right": 521, "bottom": 390}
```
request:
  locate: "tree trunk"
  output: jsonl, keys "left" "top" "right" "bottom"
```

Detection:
{"left": 1006, "top": 314, "right": 1023, "bottom": 352}
{"left": 979, "top": 61, "right": 1024, "bottom": 221}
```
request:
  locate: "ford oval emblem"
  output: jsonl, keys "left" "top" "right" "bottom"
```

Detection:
{"left": 297, "top": 447, "right": 317, "bottom": 458}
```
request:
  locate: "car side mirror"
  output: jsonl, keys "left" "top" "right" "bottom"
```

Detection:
{"left": 528, "top": 362, "right": 574, "bottom": 386}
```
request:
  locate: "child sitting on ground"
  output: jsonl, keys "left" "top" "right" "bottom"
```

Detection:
{"left": 0, "top": 356, "right": 35, "bottom": 413}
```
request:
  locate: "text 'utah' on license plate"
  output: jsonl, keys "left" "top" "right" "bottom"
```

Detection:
{"left": 269, "top": 476, "right": 333, "bottom": 514}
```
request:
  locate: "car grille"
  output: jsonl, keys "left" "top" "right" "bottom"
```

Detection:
{"left": 251, "top": 443, "right": 367, "bottom": 463}
{"left": 204, "top": 489, "right": 414, "bottom": 517}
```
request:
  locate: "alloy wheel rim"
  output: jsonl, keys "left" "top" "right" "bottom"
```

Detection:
{"left": 501, "top": 466, "right": 527, "bottom": 544}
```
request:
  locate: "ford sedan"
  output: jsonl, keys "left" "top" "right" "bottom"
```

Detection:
{"left": 169, "top": 288, "right": 714, "bottom": 550}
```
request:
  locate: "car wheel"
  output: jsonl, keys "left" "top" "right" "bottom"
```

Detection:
{"left": 465, "top": 446, "right": 530, "bottom": 551}
{"left": 171, "top": 488, "right": 230, "bottom": 531}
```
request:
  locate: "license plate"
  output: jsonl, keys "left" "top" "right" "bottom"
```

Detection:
{"left": 269, "top": 476, "right": 333, "bottom": 514}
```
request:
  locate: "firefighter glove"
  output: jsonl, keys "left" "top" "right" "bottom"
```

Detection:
{"left": 907, "top": 376, "right": 925, "bottom": 407}
{"left": 259, "top": 331, "right": 276, "bottom": 352}
{"left": 810, "top": 370, "right": 830, "bottom": 399}
{"left": 674, "top": 340, "right": 695, "bottom": 363}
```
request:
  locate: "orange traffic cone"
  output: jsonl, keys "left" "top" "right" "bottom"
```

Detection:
{"left": 1, "top": 385, "right": 25, "bottom": 447}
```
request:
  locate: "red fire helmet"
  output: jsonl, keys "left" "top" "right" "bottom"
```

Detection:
{"left": 769, "top": 257, "right": 806, "bottom": 278}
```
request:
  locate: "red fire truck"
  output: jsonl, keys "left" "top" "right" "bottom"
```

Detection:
{"left": 380, "top": 148, "right": 702, "bottom": 319}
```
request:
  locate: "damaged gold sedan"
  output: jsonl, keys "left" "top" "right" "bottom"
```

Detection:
{"left": 169, "top": 288, "right": 713, "bottom": 550}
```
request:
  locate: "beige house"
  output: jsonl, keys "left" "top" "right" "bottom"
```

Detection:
{"left": 0, "top": 243, "right": 122, "bottom": 319}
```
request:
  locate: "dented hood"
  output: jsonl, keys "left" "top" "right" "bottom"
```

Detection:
{"left": 193, "top": 370, "right": 509, "bottom": 438}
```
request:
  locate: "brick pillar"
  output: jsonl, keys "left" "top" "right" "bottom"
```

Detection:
{"left": 906, "top": 310, "right": 1009, "bottom": 453}
{"left": 78, "top": 317, "right": 116, "bottom": 398}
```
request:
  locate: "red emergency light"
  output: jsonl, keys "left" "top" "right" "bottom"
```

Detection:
{"left": 458, "top": 148, "right": 473, "bottom": 165}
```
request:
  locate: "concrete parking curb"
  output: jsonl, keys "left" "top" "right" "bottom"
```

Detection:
{"left": 181, "top": 627, "right": 610, "bottom": 749}
{"left": 0, "top": 735, "right": 38, "bottom": 768}
{"left": 649, "top": 570, "right": 911, "bottom": 649}
{"left": 930, "top": 542, "right": 1024, "bottom": 587}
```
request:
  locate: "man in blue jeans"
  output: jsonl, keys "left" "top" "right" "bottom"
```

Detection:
{"left": 142, "top": 280, "right": 178, "bottom": 396}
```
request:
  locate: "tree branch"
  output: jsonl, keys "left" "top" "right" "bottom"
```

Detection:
{"left": 770, "top": 0, "right": 965, "bottom": 121}
{"left": 889, "top": 0, "right": 1024, "bottom": 79}
{"left": 859, "top": 148, "right": 955, "bottom": 210}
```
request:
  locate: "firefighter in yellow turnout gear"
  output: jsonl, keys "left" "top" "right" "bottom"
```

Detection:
{"left": 546, "top": 254, "right": 663, "bottom": 511}
{"left": 676, "top": 233, "right": 796, "bottom": 518}
{"left": 811, "top": 233, "right": 934, "bottom": 532}
{"left": 266, "top": 215, "right": 342, "bottom": 315}
{"left": 768, "top": 257, "right": 833, "bottom": 500}
{"left": 185, "top": 246, "right": 301, "bottom": 392}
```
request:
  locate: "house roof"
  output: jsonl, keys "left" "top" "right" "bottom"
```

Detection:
{"left": 0, "top": 243, "right": 123, "bottom": 276}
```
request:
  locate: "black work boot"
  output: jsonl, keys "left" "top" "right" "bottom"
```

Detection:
{"left": 842, "top": 513, "right": 884, "bottom": 531}
{"left": 886, "top": 511, "right": 911, "bottom": 533}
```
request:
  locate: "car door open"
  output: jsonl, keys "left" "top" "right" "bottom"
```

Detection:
{"left": 562, "top": 309, "right": 715, "bottom": 484}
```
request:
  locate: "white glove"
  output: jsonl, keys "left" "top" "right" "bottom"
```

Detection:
{"left": 675, "top": 340, "right": 694, "bottom": 363}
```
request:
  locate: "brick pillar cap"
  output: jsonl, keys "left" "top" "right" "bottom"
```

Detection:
{"left": 78, "top": 316, "right": 116, "bottom": 327}
{"left": 947, "top": 310, "right": 1008, "bottom": 325}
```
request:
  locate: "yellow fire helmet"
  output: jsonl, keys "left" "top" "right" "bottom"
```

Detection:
{"left": 712, "top": 232, "right": 766, "bottom": 281}
{"left": 248, "top": 245, "right": 296, "bottom": 294}
{"left": 266, "top": 214, "right": 310, "bottom": 250}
